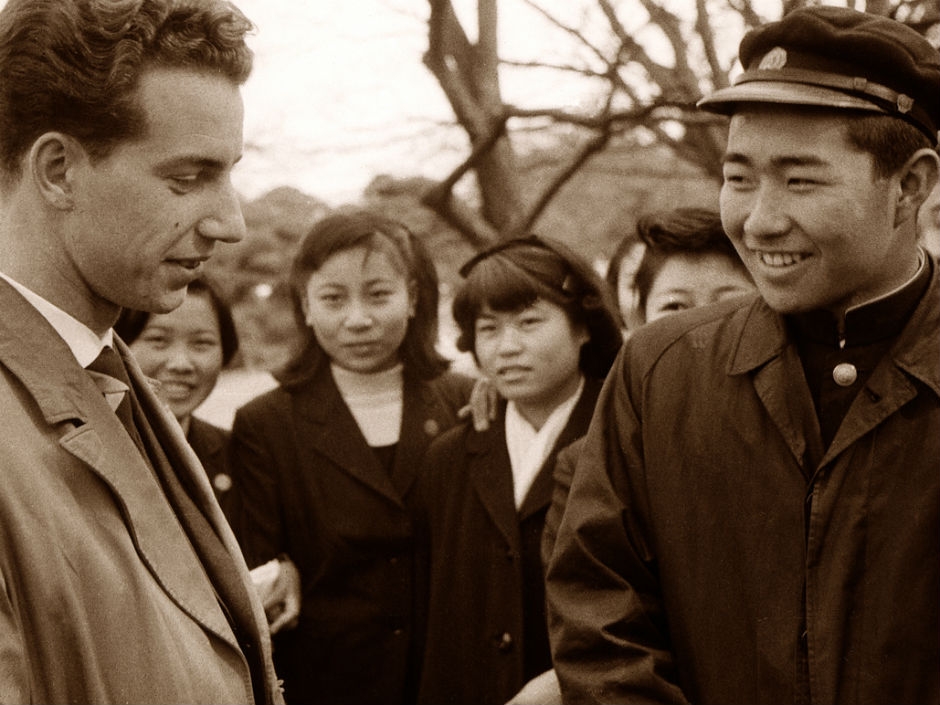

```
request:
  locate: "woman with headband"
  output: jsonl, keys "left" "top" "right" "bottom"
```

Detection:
{"left": 412, "top": 236, "right": 622, "bottom": 705}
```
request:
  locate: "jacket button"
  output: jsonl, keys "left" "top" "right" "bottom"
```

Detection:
{"left": 832, "top": 362, "right": 857, "bottom": 386}
{"left": 497, "top": 632, "right": 513, "bottom": 652}
{"left": 213, "top": 473, "right": 233, "bottom": 493}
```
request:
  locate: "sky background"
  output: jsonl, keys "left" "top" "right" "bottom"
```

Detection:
{"left": 231, "top": 1, "right": 456, "bottom": 205}
{"left": 228, "top": 0, "right": 703, "bottom": 205}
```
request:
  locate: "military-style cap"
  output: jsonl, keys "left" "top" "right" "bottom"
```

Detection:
{"left": 697, "top": 6, "right": 940, "bottom": 144}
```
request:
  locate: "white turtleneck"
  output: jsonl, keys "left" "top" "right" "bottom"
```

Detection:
{"left": 330, "top": 363, "right": 404, "bottom": 447}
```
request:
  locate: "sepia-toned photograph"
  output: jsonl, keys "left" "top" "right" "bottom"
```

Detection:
{"left": 0, "top": 1, "right": 937, "bottom": 703}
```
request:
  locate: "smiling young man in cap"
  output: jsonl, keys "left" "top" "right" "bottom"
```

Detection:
{"left": 545, "top": 6, "right": 940, "bottom": 704}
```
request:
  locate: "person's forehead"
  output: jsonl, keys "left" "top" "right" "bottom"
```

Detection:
{"left": 144, "top": 294, "right": 219, "bottom": 331}
{"left": 131, "top": 67, "right": 244, "bottom": 158}
{"left": 728, "top": 103, "right": 850, "bottom": 129}
{"left": 723, "top": 106, "right": 858, "bottom": 161}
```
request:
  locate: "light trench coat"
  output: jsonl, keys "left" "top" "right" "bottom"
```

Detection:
{"left": 0, "top": 280, "right": 281, "bottom": 705}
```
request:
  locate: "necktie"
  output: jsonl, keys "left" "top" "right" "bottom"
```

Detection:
{"left": 86, "top": 346, "right": 140, "bottom": 446}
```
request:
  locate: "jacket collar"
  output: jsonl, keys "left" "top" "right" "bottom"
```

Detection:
{"left": 726, "top": 297, "right": 789, "bottom": 377}
{"left": 466, "top": 377, "right": 605, "bottom": 548}
{"left": 784, "top": 251, "right": 932, "bottom": 348}
{"left": 291, "top": 361, "right": 453, "bottom": 505}
{"left": 724, "top": 266, "right": 940, "bottom": 471}
{"left": 0, "top": 280, "right": 98, "bottom": 425}
{"left": 727, "top": 264, "right": 940, "bottom": 396}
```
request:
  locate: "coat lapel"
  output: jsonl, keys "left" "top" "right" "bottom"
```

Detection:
{"left": 120, "top": 339, "right": 278, "bottom": 704}
{"left": 0, "top": 284, "right": 236, "bottom": 648}
{"left": 390, "top": 376, "right": 451, "bottom": 498}
{"left": 467, "top": 414, "right": 522, "bottom": 552}
{"left": 291, "top": 367, "right": 402, "bottom": 505}
{"left": 518, "top": 378, "right": 603, "bottom": 520}
{"left": 729, "top": 300, "right": 824, "bottom": 476}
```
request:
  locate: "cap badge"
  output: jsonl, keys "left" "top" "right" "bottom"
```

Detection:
{"left": 897, "top": 94, "right": 913, "bottom": 114}
{"left": 758, "top": 47, "right": 788, "bottom": 71}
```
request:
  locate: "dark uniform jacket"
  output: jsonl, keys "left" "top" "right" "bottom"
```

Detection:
{"left": 414, "top": 378, "right": 603, "bottom": 705}
{"left": 546, "top": 267, "right": 940, "bottom": 705}
{"left": 229, "top": 362, "right": 471, "bottom": 705}
{"left": 188, "top": 415, "right": 235, "bottom": 521}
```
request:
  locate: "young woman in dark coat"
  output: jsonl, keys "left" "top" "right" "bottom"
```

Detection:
{"left": 413, "top": 236, "right": 622, "bottom": 705}
{"left": 115, "top": 276, "right": 241, "bottom": 518}
{"left": 229, "top": 211, "right": 473, "bottom": 705}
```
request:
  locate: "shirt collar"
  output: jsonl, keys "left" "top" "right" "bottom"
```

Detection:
{"left": 0, "top": 272, "right": 112, "bottom": 367}
{"left": 785, "top": 249, "right": 932, "bottom": 348}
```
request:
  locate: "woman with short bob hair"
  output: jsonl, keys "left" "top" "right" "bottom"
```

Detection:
{"left": 452, "top": 235, "right": 623, "bottom": 379}
{"left": 414, "top": 235, "right": 622, "bottom": 705}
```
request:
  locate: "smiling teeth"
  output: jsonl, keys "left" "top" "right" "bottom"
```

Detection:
{"left": 759, "top": 251, "right": 808, "bottom": 267}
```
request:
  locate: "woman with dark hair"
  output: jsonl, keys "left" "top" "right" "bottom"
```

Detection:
{"left": 604, "top": 222, "right": 646, "bottom": 330}
{"left": 228, "top": 210, "right": 473, "bottom": 705}
{"left": 631, "top": 207, "right": 754, "bottom": 323}
{"left": 542, "top": 207, "right": 754, "bottom": 563}
{"left": 413, "top": 235, "right": 622, "bottom": 705}
{"left": 115, "top": 276, "right": 240, "bottom": 515}
{"left": 542, "top": 207, "right": 755, "bottom": 574}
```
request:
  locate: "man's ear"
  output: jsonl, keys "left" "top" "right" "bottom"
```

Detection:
{"left": 895, "top": 147, "right": 940, "bottom": 228}
{"left": 27, "top": 132, "right": 82, "bottom": 210}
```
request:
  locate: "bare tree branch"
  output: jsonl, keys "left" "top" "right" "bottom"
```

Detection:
{"left": 725, "top": 0, "right": 764, "bottom": 30}
{"left": 695, "top": 0, "right": 730, "bottom": 89}
{"left": 424, "top": 0, "right": 488, "bottom": 133}
{"left": 597, "top": 0, "right": 678, "bottom": 95}
{"left": 519, "top": 0, "right": 614, "bottom": 71}
{"left": 424, "top": 115, "right": 508, "bottom": 202}
{"left": 516, "top": 91, "right": 617, "bottom": 234}
{"left": 505, "top": 99, "right": 702, "bottom": 128}
{"left": 500, "top": 58, "right": 609, "bottom": 80}
{"left": 424, "top": 0, "right": 526, "bottom": 235}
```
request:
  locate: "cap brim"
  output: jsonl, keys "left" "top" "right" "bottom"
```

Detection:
{"left": 697, "top": 80, "right": 887, "bottom": 115}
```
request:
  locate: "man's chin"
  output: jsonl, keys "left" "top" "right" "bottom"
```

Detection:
{"left": 130, "top": 289, "right": 188, "bottom": 315}
{"left": 753, "top": 285, "right": 820, "bottom": 315}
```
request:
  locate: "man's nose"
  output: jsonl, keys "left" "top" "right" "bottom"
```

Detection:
{"left": 743, "top": 184, "right": 789, "bottom": 242}
{"left": 197, "top": 180, "right": 246, "bottom": 244}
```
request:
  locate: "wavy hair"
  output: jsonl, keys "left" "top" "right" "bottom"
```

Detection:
{"left": 632, "top": 207, "right": 751, "bottom": 318}
{"left": 0, "top": 0, "right": 253, "bottom": 180}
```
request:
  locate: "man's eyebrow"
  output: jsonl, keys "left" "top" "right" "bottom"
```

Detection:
{"left": 721, "top": 152, "right": 830, "bottom": 168}
{"left": 156, "top": 154, "right": 243, "bottom": 170}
